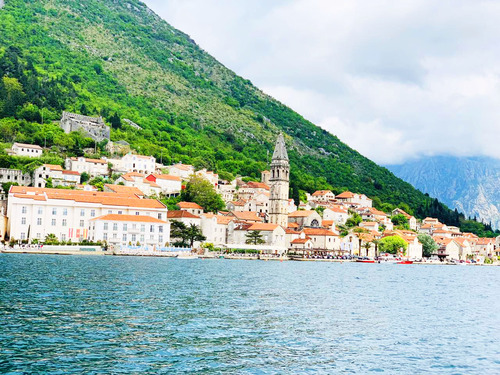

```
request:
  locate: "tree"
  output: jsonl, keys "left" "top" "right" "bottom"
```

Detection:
{"left": 345, "top": 213, "right": 362, "bottom": 228}
{"left": 44, "top": 233, "right": 58, "bottom": 245}
{"left": 80, "top": 172, "right": 90, "bottom": 183}
{"left": 417, "top": 234, "right": 439, "bottom": 258}
{"left": 170, "top": 220, "right": 206, "bottom": 247}
{"left": 245, "top": 230, "right": 265, "bottom": 245}
{"left": 378, "top": 236, "right": 408, "bottom": 255}
{"left": 181, "top": 175, "right": 225, "bottom": 213}
{"left": 391, "top": 214, "right": 409, "bottom": 230}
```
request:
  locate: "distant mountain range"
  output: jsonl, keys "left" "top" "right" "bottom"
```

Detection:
{"left": 388, "top": 156, "right": 500, "bottom": 229}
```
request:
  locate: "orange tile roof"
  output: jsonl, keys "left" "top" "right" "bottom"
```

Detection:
{"left": 336, "top": 191, "right": 355, "bottom": 199}
{"left": 322, "top": 220, "right": 334, "bottom": 227}
{"left": 292, "top": 237, "right": 312, "bottom": 244}
{"left": 312, "top": 190, "right": 333, "bottom": 196}
{"left": 248, "top": 223, "right": 280, "bottom": 231}
{"left": 167, "top": 210, "right": 200, "bottom": 219}
{"left": 302, "top": 228, "right": 338, "bottom": 236}
{"left": 289, "top": 210, "right": 317, "bottom": 218}
{"left": 104, "top": 184, "right": 144, "bottom": 196}
{"left": 245, "top": 181, "right": 270, "bottom": 190}
{"left": 178, "top": 201, "right": 203, "bottom": 210}
{"left": 171, "top": 164, "right": 193, "bottom": 171}
{"left": 216, "top": 215, "right": 233, "bottom": 225}
{"left": 62, "top": 170, "right": 81, "bottom": 175}
{"left": 120, "top": 172, "right": 145, "bottom": 181}
{"left": 44, "top": 164, "right": 63, "bottom": 171}
{"left": 288, "top": 222, "right": 300, "bottom": 228}
{"left": 286, "top": 228, "right": 301, "bottom": 234}
{"left": 91, "top": 214, "right": 166, "bottom": 223}
{"left": 10, "top": 186, "right": 165, "bottom": 209}
{"left": 230, "top": 211, "right": 263, "bottom": 222}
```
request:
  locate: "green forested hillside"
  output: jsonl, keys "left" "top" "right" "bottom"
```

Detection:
{"left": 0, "top": 0, "right": 495, "bottom": 235}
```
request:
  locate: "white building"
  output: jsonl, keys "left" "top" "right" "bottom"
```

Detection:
{"left": 7, "top": 186, "right": 168, "bottom": 243}
{"left": 168, "top": 163, "right": 195, "bottom": 180}
{"left": 33, "top": 164, "right": 81, "bottom": 188}
{"left": 109, "top": 153, "right": 156, "bottom": 175}
{"left": 144, "top": 174, "right": 182, "bottom": 196}
{"left": 177, "top": 202, "right": 204, "bottom": 216}
{"left": 11, "top": 143, "right": 43, "bottom": 158}
{"left": 115, "top": 172, "right": 162, "bottom": 197}
{"left": 0, "top": 168, "right": 31, "bottom": 189}
{"left": 200, "top": 214, "right": 232, "bottom": 247}
{"left": 228, "top": 222, "right": 287, "bottom": 253}
{"left": 323, "top": 206, "right": 348, "bottom": 224}
{"left": 65, "top": 157, "right": 109, "bottom": 177}
{"left": 336, "top": 191, "right": 373, "bottom": 207}
{"left": 89, "top": 214, "right": 170, "bottom": 247}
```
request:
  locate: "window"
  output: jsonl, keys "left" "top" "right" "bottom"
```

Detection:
{"left": 140, "top": 235, "right": 144, "bottom": 242}
{"left": 113, "top": 233, "right": 117, "bottom": 239}
{"left": 21, "top": 233, "right": 26, "bottom": 240}
{"left": 135, "top": 212, "right": 140, "bottom": 216}
{"left": 61, "top": 234, "right": 66, "bottom": 241}
{"left": 141, "top": 225, "right": 145, "bottom": 232}
{"left": 158, "top": 213, "right": 162, "bottom": 220}
{"left": 159, "top": 235, "right": 163, "bottom": 243}
{"left": 159, "top": 226, "right": 163, "bottom": 233}
{"left": 22, "top": 206, "right": 27, "bottom": 214}
{"left": 113, "top": 223, "right": 118, "bottom": 231}
{"left": 79, "top": 220, "right": 84, "bottom": 227}
{"left": 37, "top": 218, "right": 42, "bottom": 226}
{"left": 51, "top": 219, "right": 56, "bottom": 226}
{"left": 123, "top": 224, "right": 127, "bottom": 231}
{"left": 108, "top": 210, "right": 112, "bottom": 214}
{"left": 132, "top": 224, "right": 137, "bottom": 230}
{"left": 63, "top": 208, "right": 68, "bottom": 216}
{"left": 122, "top": 234, "right": 127, "bottom": 242}
{"left": 103, "top": 223, "right": 108, "bottom": 231}
{"left": 90, "top": 210, "right": 96, "bottom": 217}
{"left": 37, "top": 207, "right": 43, "bottom": 215}
{"left": 52, "top": 208, "right": 57, "bottom": 215}
{"left": 103, "top": 233, "right": 108, "bottom": 241}
{"left": 80, "top": 209, "right": 85, "bottom": 217}
{"left": 21, "top": 217, "right": 26, "bottom": 225}
{"left": 131, "top": 234, "right": 136, "bottom": 242}
{"left": 118, "top": 211, "right": 123, "bottom": 215}
{"left": 150, "top": 235, "right": 154, "bottom": 240}
{"left": 150, "top": 225, "right": 154, "bottom": 233}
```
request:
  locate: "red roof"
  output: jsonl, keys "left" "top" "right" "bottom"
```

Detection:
{"left": 302, "top": 228, "right": 337, "bottom": 236}
{"left": 292, "top": 237, "right": 312, "bottom": 244}
{"left": 312, "top": 190, "right": 333, "bottom": 197}
{"left": 247, "top": 223, "right": 280, "bottom": 231}
{"left": 289, "top": 210, "right": 317, "bottom": 218}
{"left": 62, "top": 170, "right": 81, "bottom": 175}
{"left": 336, "top": 191, "right": 355, "bottom": 199}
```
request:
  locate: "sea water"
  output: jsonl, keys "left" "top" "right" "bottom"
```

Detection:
{"left": 0, "top": 254, "right": 499, "bottom": 374}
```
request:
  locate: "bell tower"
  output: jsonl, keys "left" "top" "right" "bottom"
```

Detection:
{"left": 269, "top": 133, "right": 289, "bottom": 227}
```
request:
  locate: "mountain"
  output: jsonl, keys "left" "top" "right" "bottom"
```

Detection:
{"left": 0, "top": 0, "right": 493, "bottom": 235}
{"left": 389, "top": 156, "right": 500, "bottom": 230}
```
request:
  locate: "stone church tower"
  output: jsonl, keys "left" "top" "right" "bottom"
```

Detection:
{"left": 269, "top": 133, "right": 289, "bottom": 227}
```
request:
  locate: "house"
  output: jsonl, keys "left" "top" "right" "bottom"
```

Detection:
{"left": 168, "top": 163, "right": 195, "bottom": 180}
{"left": 336, "top": 191, "right": 373, "bottom": 207}
{"left": 107, "top": 153, "right": 156, "bottom": 175}
{"left": 218, "top": 181, "right": 237, "bottom": 203}
{"left": 65, "top": 157, "right": 109, "bottom": 177}
{"left": 200, "top": 214, "right": 232, "bottom": 247}
{"left": 166, "top": 210, "right": 201, "bottom": 227}
{"left": 290, "top": 236, "right": 314, "bottom": 252}
{"left": 311, "top": 190, "right": 335, "bottom": 202}
{"left": 237, "top": 181, "right": 270, "bottom": 201}
{"left": 7, "top": 186, "right": 167, "bottom": 243}
{"left": 226, "top": 199, "right": 249, "bottom": 212}
{"left": 323, "top": 206, "right": 348, "bottom": 225}
{"left": 33, "top": 164, "right": 81, "bottom": 188}
{"left": 340, "top": 233, "right": 361, "bottom": 255}
{"left": 177, "top": 202, "right": 204, "bottom": 216}
{"left": 145, "top": 174, "right": 182, "bottom": 196}
{"left": 433, "top": 237, "right": 461, "bottom": 260}
{"left": 196, "top": 169, "right": 219, "bottom": 187}
{"left": 11, "top": 143, "right": 43, "bottom": 158}
{"left": 475, "top": 238, "right": 495, "bottom": 257}
{"left": 359, "top": 221, "right": 379, "bottom": 232}
{"left": 89, "top": 214, "right": 170, "bottom": 247}
{"left": 288, "top": 210, "right": 322, "bottom": 229}
{"left": 228, "top": 222, "right": 287, "bottom": 254}
{"left": 0, "top": 168, "right": 31, "bottom": 191}
{"left": 302, "top": 228, "right": 340, "bottom": 251}
{"left": 115, "top": 172, "right": 162, "bottom": 197}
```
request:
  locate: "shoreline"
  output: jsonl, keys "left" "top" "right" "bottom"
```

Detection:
{"left": 1, "top": 249, "right": 498, "bottom": 266}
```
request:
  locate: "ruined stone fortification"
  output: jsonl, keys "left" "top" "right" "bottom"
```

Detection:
{"left": 60, "top": 111, "right": 110, "bottom": 142}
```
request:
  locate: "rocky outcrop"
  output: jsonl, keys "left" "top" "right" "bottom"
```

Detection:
{"left": 388, "top": 156, "right": 500, "bottom": 229}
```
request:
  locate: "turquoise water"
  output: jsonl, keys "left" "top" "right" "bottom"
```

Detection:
{"left": 0, "top": 255, "right": 499, "bottom": 374}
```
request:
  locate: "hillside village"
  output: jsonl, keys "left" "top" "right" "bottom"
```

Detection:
{"left": 0, "top": 113, "right": 499, "bottom": 262}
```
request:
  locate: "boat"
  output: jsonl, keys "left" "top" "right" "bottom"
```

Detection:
{"left": 356, "top": 257, "right": 376, "bottom": 263}
{"left": 397, "top": 260, "right": 413, "bottom": 264}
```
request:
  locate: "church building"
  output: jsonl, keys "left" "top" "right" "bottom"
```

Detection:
{"left": 269, "top": 134, "right": 290, "bottom": 228}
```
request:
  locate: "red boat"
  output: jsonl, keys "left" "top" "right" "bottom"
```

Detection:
{"left": 356, "top": 258, "right": 376, "bottom": 263}
{"left": 397, "top": 260, "right": 413, "bottom": 264}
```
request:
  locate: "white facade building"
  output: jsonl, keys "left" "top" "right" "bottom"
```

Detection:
{"left": 33, "top": 164, "right": 81, "bottom": 188}
{"left": 109, "top": 153, "right": 156, "bottom": 175}
{"left": 7, "top": 186, "right": 168, "bottom": 243}
{"left": 11, "top": 143, "right": 43, "bottom": 158}
{"left": 65, "top": 157, "right": 109, "bottom": 177}
{"left": 89, "top": 214, "right": 170, "bottom": 247}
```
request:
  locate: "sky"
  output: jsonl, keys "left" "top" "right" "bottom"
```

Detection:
{"left": 142, "top": 0, "right": 500, "bottom": 165}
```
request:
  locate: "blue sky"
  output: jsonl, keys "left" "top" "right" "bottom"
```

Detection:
{"left": 143, "top": 0, "right": 500, "bottom": 165}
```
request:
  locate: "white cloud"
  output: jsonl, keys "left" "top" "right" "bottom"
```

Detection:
{"left": 143, "top": 0, "right": 500, "bottom": 164}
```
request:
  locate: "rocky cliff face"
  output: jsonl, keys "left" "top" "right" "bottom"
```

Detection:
{"left": 388, "top": 156, "right": 500, "bottom": 229}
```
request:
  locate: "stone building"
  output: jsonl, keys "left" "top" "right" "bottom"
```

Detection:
{"left": 60, "top": 111, "right": 110, "bottom": 141}
{"left": 269, "top": 134, "right": 289, "bottom": 228}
